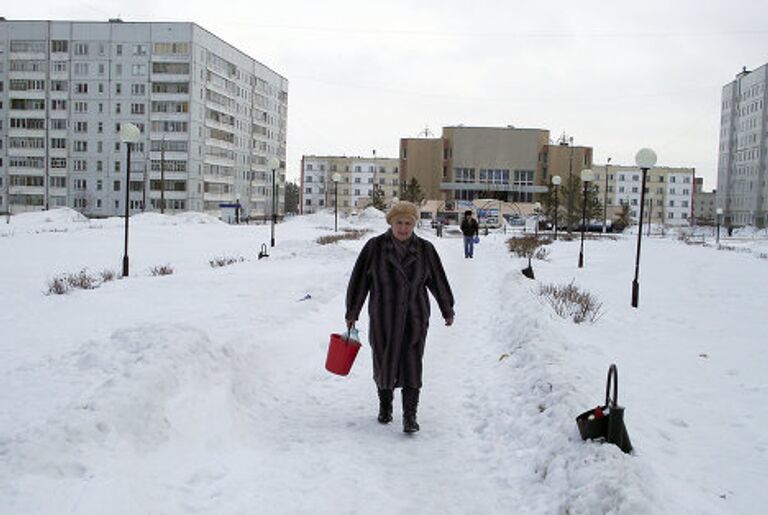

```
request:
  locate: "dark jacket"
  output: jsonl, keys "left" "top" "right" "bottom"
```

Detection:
{"left": 345, "top": 230, "right": 455, "bottom": 389}
{"left": 460, "top": 217, "right": 479, "bottom": 237}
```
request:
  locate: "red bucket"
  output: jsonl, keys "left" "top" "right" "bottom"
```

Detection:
{"left": 325, "top": 333, "right": 362, "bottom": 376}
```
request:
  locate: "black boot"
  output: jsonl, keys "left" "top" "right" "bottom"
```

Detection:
{"left": 377, "top": 389, "right": 393, "bottom": 424}
{"left": 402, "top": 387, "right": 420, "bottom": 433}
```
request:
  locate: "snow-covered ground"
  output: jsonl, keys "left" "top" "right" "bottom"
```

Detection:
{"left": 1, "top": 208, "right": 766, "bottom": 514}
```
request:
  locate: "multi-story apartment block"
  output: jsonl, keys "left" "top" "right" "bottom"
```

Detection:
{"left": 592, "top": 164, "right": 695, "bottom": 226}
{"left": 0, "top": 19, "right": 288, "bottom": 219}
{"left": 300, "top": 155, "right": 400, "bottom": 214}
{"left": 717, "top": 64, "right": 767, "bottom": 228}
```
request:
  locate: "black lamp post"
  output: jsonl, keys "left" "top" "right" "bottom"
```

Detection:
{"left": 632, "top": 148, "right": 657, "bottom": 308}
{"left": 120, "top": 123, "right": 140, "bottom": 277}
{"left": 716, "top": 207, "right": 723, "bottom": 244}
{"left": 578, "top": 168, "right": 593, "bottom": 268}
{"left": 268, "top": 157, "right": 280, "bottom": 247}
{"left": 332, "top": 172, "right": 341, "bottom": 232}
{"left": 603, "top": 157, "right": 611, "bottom": 233}
{"left": 552, "top": 175, "right": 561, "bottom": 240}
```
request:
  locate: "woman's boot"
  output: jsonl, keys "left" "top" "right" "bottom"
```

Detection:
{"left": 402, "top": 387, "right": 420, "bottom": 433}
{"left": 377, "top": 389, "right": 393, "bottom": 423}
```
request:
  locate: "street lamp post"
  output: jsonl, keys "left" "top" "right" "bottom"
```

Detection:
{"left": 552, "top": 176, "right": 561, "bottom": 240}
{"left": 578, "top": 169, "right": 593, "bottom": 268}
{"left": 632, "top": 148, "right": 657, "bottom": 308}
{"left": 268, "top": 157, "right": 280, "bottom": 247}
{"left": 332, "top": 172, "right": 341, "bottom": 232}
{"left": 603, "top": 158, "right": 611, "bottom": 233}
{"left": 716, "top": 207, "right": 723, "bottom": 244}
{"left": 120, "top": 123, "right": 141, "bottom": 277}
{"left": 533, "top": 202, "right": 541, "bottom": 237}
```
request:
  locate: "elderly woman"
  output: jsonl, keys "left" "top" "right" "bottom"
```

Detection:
{"left": 345, "top": 201, "right": 454, "bottom": 433}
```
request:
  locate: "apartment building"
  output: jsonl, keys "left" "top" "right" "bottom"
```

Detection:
{"left": 300, "top": 155, "right": 400, "bottom": 214}
{"left": 0, "top": 19, "right": 288, "bottom": 219}
{"left": 591, "top": 164, "right": 695, "bottom": 226}
{"left": 717, "top": 64, "right": 767, "bottom": 228}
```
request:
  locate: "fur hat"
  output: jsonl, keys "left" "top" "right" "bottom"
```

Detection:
{"left": 386, "top": 201, "right": 419, "bottom": 225}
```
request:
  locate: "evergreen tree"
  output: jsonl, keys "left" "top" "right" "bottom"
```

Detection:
{"left": 284, "top": 181, "right": 300, "bottom": 214}
{"left": 371, "top": 186, "right": 387, "bottom": 210}
{"left": 551, "top": 175, "right": 603, "bottom": 231}
{"left": 400, "top": 178, "right": 425, "bottom": 204}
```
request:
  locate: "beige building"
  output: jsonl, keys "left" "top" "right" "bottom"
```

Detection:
{"left": 693, "top": 178, "right": 717, "bottom": 225}
{"left": 300, "top": 155, "right": 399, "bottom": 214}
{"left": 399, "top": 138, "right": 445, "bottom": 200}
{"left": 399, "top": 126, "right": 592, "bottom": 206}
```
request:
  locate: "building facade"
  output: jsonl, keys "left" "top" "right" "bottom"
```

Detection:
{"left": 0, "top": 19, "right": 288, "bottom": 219}
{"left": 300, "top": 155, "right": 400, "bottom": 214}
{"left": 591, "top": 164, "right": 695, "bottom": 226}
{"left": 717, "top": 64, "right": 767, "bottom": 228}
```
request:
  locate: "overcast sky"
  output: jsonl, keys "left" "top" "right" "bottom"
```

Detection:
{"left": 6, "top": 1, "right": 768, "bottom": 188}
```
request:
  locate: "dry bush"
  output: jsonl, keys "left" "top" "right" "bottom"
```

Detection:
{"left": 538, "top": 281, "right": 604, "bottom": 324}
{"left": 45, "top": 269, "right": 100, "bottom": 295}
{"left": 317, "top": 229, "right": 370, "bottom": 245}
{"left": 209, "top": 256, "right": 245, "bottom": 268}
{"left": 506, "top": 235, "right": 551, "bottom": 259}
{"left": 150, "top": 264, "right": 174, "bottom": 276}
{"left": 46, "top": 276, "right": 70, "bottom": 295}
{"left": 100, "top": 269, "right": 117, "bottom": 283}
{"left": 66, "top": 269, "right": 99, "bottom": 290}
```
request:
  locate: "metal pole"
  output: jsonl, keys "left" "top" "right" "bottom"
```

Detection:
{"left": 554, "top": 186, "right": 559, "bottom": 241}
{"left": 122, "top": 143, "right": 132, "bottom": 277}
{"left": 716, "top": 217, "right": 720, "bottom": 245}
{"left": 578, "top": 181, "right": 587, "bottom": 268}
{"left": 334, "top": 181, "right": 338, "bottom": 232}
{"left": 603, "top": 158, "right": 610, "bottom": 233}
{"left": 632, "top": 167, "right": 649, "bottom": 307}
{"left": 271, "top": 167, "right": 276, "bottom": 247}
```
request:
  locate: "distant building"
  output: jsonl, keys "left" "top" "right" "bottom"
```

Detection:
{"left": 591, "top": 164, "right": 695, "bottom": 226}
{"left": 300, "top": 155, "right": 399, "bottom": 214}
{"left": 399, "top": 126, "right": 592, "bottom": 206}
{"left": 693, "top": 178, "right": 717, "bottom": 225}
{"left": 717, "top": 64, "right": 767, "bottom": 228}
{"left": 0, "top": 19, "right": 288, "bottom": 219}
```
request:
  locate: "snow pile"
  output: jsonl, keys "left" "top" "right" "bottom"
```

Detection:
{"left": 2, "top": 207, "right": 90, "bottom": 234}
{"left": 357, "top": 206, "right": 386, "bottom": 221}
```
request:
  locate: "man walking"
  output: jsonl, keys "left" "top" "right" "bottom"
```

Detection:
{"left": 460, "top": 210, "right": 479, "bottom": 258}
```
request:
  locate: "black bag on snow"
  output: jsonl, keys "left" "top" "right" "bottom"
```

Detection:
{"left": 576, "top": 364, "right": 633, "bottom": 454}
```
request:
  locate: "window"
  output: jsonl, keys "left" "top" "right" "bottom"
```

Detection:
{"left": 73, "top": 141, "right": 88, "bottom": 152}
{"left": 51, "top": 158, "right": 67, "bottom": 168}
{"left": 669, "top": 200, "right": 675, "bottom": 207}
{"left": 75, "top": 83, "right": 88, "bottom": 94}
{"left": 133, "top": 44, "right": 147, "bottom": 56}
{"left": 131, "top": 83, "right": 146, "bottom": 95}
{"left": 116, "top": 44, "right": 123, "bottom": 56}
{"left": 74, "top": 43, "right": 89, "bottom": 55}
{"left": 50, "top": 138, "right": 66, "bottom": 149}
{"left": 74, "top": 121, "right": 88, "bottom": 133}
{"left": 131, "top": 64, "right": 146, "bottom": 75}
{"left": 51, "top": 99, "right": 67, "bottom": 111}
{"left": 114, "top": 180, "right": 121, "bottom": 191}
{"left": 73, "top": 63, "right": 89, "bottom": 76}
{"left": 130, "top": 103, "right": 145, "bottom": 115}
{"left": 73, "top": 160, "right": 87, "bottom": 171}
{"left": 74, "top": 101, "right": 88, "bottom": 113}
{"left": 51, "top": 40, "right": 68, "bottom": 53}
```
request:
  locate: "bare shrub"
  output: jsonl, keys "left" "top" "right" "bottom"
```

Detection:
{"left": 66, "top": 269, "right": 98, "bottom": 290}
{"left": 45, "top": 276, "right": 71, "bottom": 295}
{"left": 538, "top": 281, "right": 604, "bottom": 324}
{"left": 317, "top": 229, "right": 370, "bottom": 245}
{"left": 209, "top": 256, "right": 245, "bottom": 268}
{"left": 534, "top": 247, "right": 551, "bottom": 261}
{"left": 506, "top": 235, "right": 551, "bottom": 259}
{"left": 100, "top": 269, "right": 117, "bottom": 283}
{"left": 150, "top": 264, "right": 174, "bottom": 276}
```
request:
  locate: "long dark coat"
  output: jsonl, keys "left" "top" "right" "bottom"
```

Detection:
{"left": 345, "top": 230, "right": 455, "bottom": 390}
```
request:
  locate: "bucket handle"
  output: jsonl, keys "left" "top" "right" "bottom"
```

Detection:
{"left": 344, "top": 325, "right": 359, "bottom": 343}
